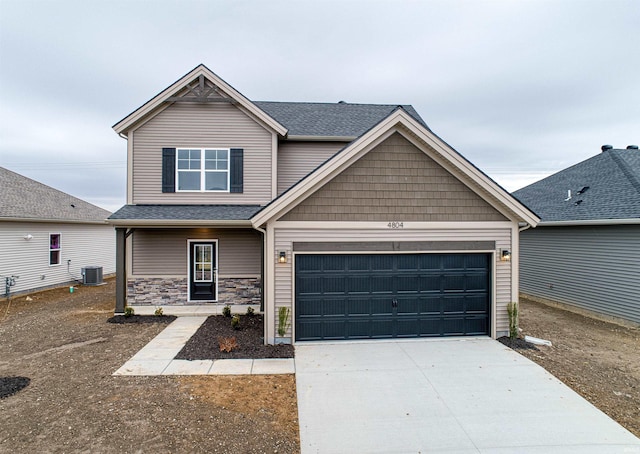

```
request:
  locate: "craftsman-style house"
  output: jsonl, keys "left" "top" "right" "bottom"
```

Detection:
{"left": 109, "top": 65, "right": 538, "bottom": 344}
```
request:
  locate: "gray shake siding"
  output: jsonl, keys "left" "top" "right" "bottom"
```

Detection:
{"left": 281, "top": 133, "right": 508, "bottom": 222}
{"left": 132, "top": 102, "right": 273, "bottom": 205}
{"left": 277, "top": 141, "right": 345, "bottom": 195}
{"left": 520, "top": 225, "right": 640, "bottom": 324}
{"left": 131, "top": 228, "right": 261, "bottom": 277}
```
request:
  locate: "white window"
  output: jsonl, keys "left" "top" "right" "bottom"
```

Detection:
{"left": 176, "top": 148, "right": 229, "bottom": 191}
{"left": 49, "top": 233, "right": 61, "bottom": 266}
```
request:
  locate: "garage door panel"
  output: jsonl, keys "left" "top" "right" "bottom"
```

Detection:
{"left": 443, "top": 255, "right": 465, "bottom": 270}
{"left": 371, "top": 275, "right": 394, "bottom": 294}
{"left": 347, "top": 276, "right": 373, "bottom": 294}
{"left": 371, "top": 255, "right": 394, "bottom": 271}
{"left": 421, "top": 275, "right": 442, "bottom": 292}
{"left": 466, "top": 295, "right": 490, "bottom": 313}
{"left": 466, "top": 273, "right": 489, "bottom": 291}
{"left": 295, "top": 253, "right": 490, "bottom": 341}
{"left": 442, "top": 274, "right": 465, "bottom": 291}
{"left": 397, "top": 275, "right": 420, "bottom": 293}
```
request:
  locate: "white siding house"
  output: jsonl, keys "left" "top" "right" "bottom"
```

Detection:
{"left": 0, "top": 167, "right": 115, "bottom": 297}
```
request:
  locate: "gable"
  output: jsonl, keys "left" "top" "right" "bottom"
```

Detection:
{"left": 113, "top": 65, "right": 287, "bottom": 136}
{"left": 279, "top": 133, "right": 508, "bottom": 222}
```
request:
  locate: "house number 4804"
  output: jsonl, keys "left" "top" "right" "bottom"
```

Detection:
{"left": 387, "top": 222, "right": 404, "bottom": 229}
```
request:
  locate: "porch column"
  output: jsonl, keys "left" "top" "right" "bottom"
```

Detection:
{"left": 115, "top": 227, "right": 127, "bottom": 313}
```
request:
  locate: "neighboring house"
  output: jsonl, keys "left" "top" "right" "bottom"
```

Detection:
{"left": 0, "top": 167, "right": 115, "bottom": 297}
{"left": 513, "top": 145, "right": 640, "bottom": 325}
{"left": 109, "top": 64, "right": 539, "bottom": 344}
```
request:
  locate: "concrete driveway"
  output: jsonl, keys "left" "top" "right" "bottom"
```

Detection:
{"left": 295, "top": 338, "right": 640, "bottom": 453}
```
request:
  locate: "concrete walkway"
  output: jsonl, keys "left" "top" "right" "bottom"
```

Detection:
{"left": 113, "top": 316, "right": 294, "bottom": 376}
{"left": 295, "top": 338, "right": 640, "bottom": 454}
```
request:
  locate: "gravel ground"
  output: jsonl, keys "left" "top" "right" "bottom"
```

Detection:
{"left": 0, "top": 280, "right": 299, "bottom": 453}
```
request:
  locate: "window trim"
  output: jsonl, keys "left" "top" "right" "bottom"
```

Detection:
{"left": 175, "top": 147, "right": 230, "bottom": 192}
{"left": 49, "top": 233, "right": 61, "bottom": 266}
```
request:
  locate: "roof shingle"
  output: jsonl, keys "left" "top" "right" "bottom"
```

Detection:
{"left": 109, "top": 204, "right": 262, "bottom": 221}
{"left": 512, "top": 148, "right": 640, "bottom": 222}
{"left": 0, "top": 167, "right": 111, "bottom": 222}
{"left": 254, "top": 101, "right": 428, "bottom": 138}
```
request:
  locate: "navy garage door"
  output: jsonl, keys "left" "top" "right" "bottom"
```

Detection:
{"left": 295, "top": 253, "right": 491, "bottom": 341}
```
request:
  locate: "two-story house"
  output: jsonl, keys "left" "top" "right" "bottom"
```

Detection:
{"left": 109, "top": 64, "right": 538, "bottom": 344}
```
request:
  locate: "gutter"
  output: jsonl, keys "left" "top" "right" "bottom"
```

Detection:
{"left": 286, "top": 135, "right": 356, "bottom": 142}
{"left": 1, "top": 217, "right": 110, "bottom": 225}
{"left": 538, "top": 218, "right": 640, "bottom": 227}
{"left": 106, "top": 219, "right": 254, "bottom": 227}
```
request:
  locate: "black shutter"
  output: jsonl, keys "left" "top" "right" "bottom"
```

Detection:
{"left": 230, "top": 148, "right": 244, "bottom": 193}
{"left": 162, "top": 148, "right": 176, "bottom": 193}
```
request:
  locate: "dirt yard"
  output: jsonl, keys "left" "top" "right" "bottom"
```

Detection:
{"left": 2, "top": 282, "right": 638, "bottom": 452}
{"left": 517, "top": 296, "right": 640, "bottom": 438}
{"left": 0, "top": 280, "right": 299, "bottom": 453}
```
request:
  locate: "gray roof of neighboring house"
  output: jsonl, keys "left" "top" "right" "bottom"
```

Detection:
{"left": 109, "top": 204, "right": 262, "bottom": 221}
{"left": 254, "top": 101, "right": 428, "bottom": 138}
{"left": 0, "top": 167, "right": 111, "bottom": 222}
{"left": 512, "top": 147, "right": 640, "bottom": 222}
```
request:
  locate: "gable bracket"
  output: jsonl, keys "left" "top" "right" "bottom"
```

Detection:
{"left": 165, "top": 75, "right": 236, "bottom": 104}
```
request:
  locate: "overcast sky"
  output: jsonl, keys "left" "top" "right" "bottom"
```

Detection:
{"left": 1, "top": 0, "right": 638, "bottom": 212}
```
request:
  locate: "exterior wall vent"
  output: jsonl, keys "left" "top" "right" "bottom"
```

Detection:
{"left": 82, "top": 266, "right": 104, "bottom": 286}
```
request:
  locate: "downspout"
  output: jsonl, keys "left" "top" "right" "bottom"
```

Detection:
{"left": 519, "top": 223, "right": 532, "bottom": 232}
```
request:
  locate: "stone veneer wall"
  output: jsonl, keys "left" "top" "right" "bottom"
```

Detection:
{"left": 127, "top": 277, "right": 261, "bottom": 305}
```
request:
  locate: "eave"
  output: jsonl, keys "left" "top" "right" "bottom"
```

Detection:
{"left": 106, "top": 219, "right": 253, "bottom": 228}
{"left": 537, "top": 218, "right": 640, "bottom": 227}
{"left": 285, "top": 135, "right": 357, "bottom": 142}
{"left": 0, "top": 217, "right": 109, "bottom": 225}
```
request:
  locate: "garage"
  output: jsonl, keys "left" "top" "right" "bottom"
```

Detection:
{"left": 295, "top": 253, "right": 491, "bottom": 341}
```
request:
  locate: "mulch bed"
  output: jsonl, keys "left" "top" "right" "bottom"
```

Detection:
{"left": 497, "top": 336, "right": 539, "bottom": 351}
{"left": 0, "top": 376, "right": 31, "bottom": 399}
{"left": 175, "top": 314, "right": 294, "bottom": 360}
{"left": 107, "top": 315, "right": 177, "bottom": 324}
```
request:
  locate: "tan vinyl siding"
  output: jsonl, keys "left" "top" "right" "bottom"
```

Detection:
{"left": 273, "top": 226, "right": 512, "bottom": 337}
{"left": 0, "top": 222, "right": 115, "bottom": 295}
{"left": 132, "top": 102, "right": 273, "bottom": 204}
{"left": 277, "top": 141, "right": 346, "bottom": 195}
{"left": 131, "top": 228, "right": 261, "bottom": 277}
{"left": 280, "top": 133, "right": 507, "bottom": 222}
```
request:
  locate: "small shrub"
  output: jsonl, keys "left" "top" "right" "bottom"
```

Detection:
{"left": 154, "top": 307, "right": 164, "bottom": 316}
{"left": 231, "top": 314, "right": 240, "bottom": 330}
{"left": 277, "top": 306, "right": 290, "bottom": 337}
{"left": 218, "top": 336, "right": 238, "bottom": 352}
{"left": 222, "top": 305, "right": 231, "bottom": 317}
{"left": 246, "top": 306, "right": 255, "bottom": 316}
{"left": 507, "top": 302, "right": 518, "bottom": 340}
{"left": 124, "top": 306, "right": 135, "bottom": 318}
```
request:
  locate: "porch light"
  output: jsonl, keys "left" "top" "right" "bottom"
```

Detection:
{"left": 278, "top": 251, "right": 287, "bottom": 263}
{"left": 500, "top": 249, "right": 511, "bottom": 262}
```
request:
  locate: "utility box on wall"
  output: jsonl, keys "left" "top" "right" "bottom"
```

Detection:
{"left": 82, "top": 266, "right": 103, "bottom": 286}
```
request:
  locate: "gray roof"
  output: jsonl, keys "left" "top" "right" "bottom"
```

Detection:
{"left": 512, "top": 148, "right": 640, "bottom": 222}
{"left": 254, "top": 101, "right": 428, "bottom": 138}
{"left": 109, "top": 204, "right": 262, "bottom": 221}
{"left": 0, "top": 167, "right": 111, "bottom": 222}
